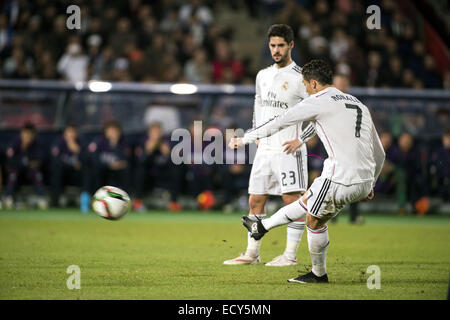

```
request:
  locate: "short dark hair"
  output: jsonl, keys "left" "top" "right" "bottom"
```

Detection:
{"left": 301, "top": 59, "right": 333, "bottom": 85}
{"left": 267, "top": 24, "right": 294, "bottom": 44}
{"left": 148, "top": 121, "right": 162, "bottom": 129}
{"left": 65, "top": 123, "right": 78, "bottom": 130}
{"left": 103, "top": 120, "right": 122, "bottom": 132}
{"left": 22, "top": 122, "right": 36, "bottom": 133}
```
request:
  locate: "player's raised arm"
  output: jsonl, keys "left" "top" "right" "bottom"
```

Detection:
{"left": 241, "top": 99, "right": 319, "bottom": 145}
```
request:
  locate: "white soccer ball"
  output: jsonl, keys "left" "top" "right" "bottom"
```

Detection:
{"left": 92, "top": 186, "right": 131, "bottom": 220}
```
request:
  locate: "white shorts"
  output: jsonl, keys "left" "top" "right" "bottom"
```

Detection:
{"left": 248, "top": 144, "right": 308, "bottom": 196}
{"left": 304, "top": 176, "right": 372, "bottom": 220}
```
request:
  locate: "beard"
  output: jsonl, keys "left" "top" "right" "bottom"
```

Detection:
{"left": 273, "top": 52, "right": 289, "bottom": 66}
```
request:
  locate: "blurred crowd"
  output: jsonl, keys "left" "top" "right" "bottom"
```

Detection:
{"left": 0, "top": 0, "right": 448, "bottom": 88}
{"left": 0, "top": 116, "right": 449, "bottom": 214}
{"left": 0, "top": 120, "right": 254, "bottom": 212}
{"left": 271, "top": 0, "right": 448, "bottom": 89}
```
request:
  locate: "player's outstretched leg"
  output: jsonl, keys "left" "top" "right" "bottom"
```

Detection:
{"left": 243, "top": 200, "right": 308, "bottom": 240}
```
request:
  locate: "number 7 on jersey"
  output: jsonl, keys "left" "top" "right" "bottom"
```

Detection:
{"left": 345, "top": 104, "right": 362, "bottom": 137}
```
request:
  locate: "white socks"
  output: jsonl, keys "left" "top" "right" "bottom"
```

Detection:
{"left": 284, "top": 221, "right": 305, "bottom": 260}
{"left": 307, "top": 225, "right": 329, "bottom": 277}
{"left": 245, "top": 213, "right": 266, "bottom": 258}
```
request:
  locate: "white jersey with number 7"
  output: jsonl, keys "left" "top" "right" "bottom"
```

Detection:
{"left": 242, "top": 87, "right": 386, "bottom": 187}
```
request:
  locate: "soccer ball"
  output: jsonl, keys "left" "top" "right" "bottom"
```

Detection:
{"left": 92, "top": 186, "right": 131, "bottom": 220}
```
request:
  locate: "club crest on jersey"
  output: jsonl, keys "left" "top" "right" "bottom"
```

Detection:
{"left": 282, "top": 81, "right": 289, "bottom": 90}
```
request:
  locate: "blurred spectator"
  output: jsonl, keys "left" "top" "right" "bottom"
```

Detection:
{"left": 184, "top": 120, "right": 215, "bottom": 200}
{"left": 179, "top": 0, "right": 214, "bottom": 28}
{"left": 2, "top": 46, "right": 34, "bottom": 79}
{"left": 275, "top": 0, "right": 304, "bottom": 33}
{"left": 108, "top": 17, "right": 136, "bottom": 57}
{"left": 184, "top": 48, "right": 212, "bottom": 83}
{"left": 383, "top": 56, "right": 403, "bottom": 88}
{"left": 124, "top": 41, "right": 146, "bottom": 81}
{"left": 86, "top": 34, "right": 103, "bottom": 75}
{"left": 177, "top": 33, "right": 198, "bottom": 67}
{"left": 133, "top": 122, "right": 182, "bottom": 211}
{"left": 34, "top": 49, "right": 58, "bottom": 80}
{"left": 209, "top": 105, "right": 234, "bottom": 130}
{"left": 212, "top": 38, "right": 243, "bottom": 83}
{"left": 333, "top": 73, "right": 350, "bottom": 92}
{"left": 374, "top": 132, "right": 396, "bottom": 195}
{"left": 4, "top": 123, "right": 47, "bottom": 209}
{"left": 0, "top": 14, "right": 12, "bottom": 53}
{"left": 89, "top": 121, "right": 130, "bottom": 192}
{"left": 160, "top": 8, "right": 180, "bottom": 34}
{"left": 390, "top": 132, "right": 427, "bottom": 215}
{"left": 57, "top": 43, "right": 89, "bottom": 82}
{"left": 362, "top": 51, "right": 383, "bottom": 87}
{"left": 110, "top": 57, "right": 132, "bottom": 82}
{"left": 312, "top": 0, "right": 331, "bottom": 34}
{"left": 137, "top": 16, "right": 157, "bottom": 50}
{"left": 307, "top": 23, "right": 329, "bottom": 61}
{"left": 42, "top": 15, "right": 68, "bottom": 59}
{"left": 50, "top": 125, "right": 82, "bottom": 207}
{"left": 329, "top": 28, "right": 349, "bottom": 62}
{"left": 144, "top": 104, "right": 181, "bottom": 135}
{"left": 430, "top": 130, "right": 450, "bottom": 202}
{"left": 422, "top": 55, "right": 443, "bottom": 88}
{"left": 90, "top": 45, "right": 115, "bottom": 80}
{"left": 407, "top": 41, "right": 425, "bottom": 76}
{"left": 401, "top": 69, "right": 416, "bottom": 88}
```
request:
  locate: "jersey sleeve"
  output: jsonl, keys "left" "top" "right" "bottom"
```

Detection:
{"left": 243, "top": 98, "right": 321, "bottom": 145}
{"left": 299, "top": 122, "right": 316, "bottom": 143}
{"left": 371, "top": 122, "right": 386, "bottom": 188}
{"left": 252, "top": 72, "right": 262, "bottom": 129}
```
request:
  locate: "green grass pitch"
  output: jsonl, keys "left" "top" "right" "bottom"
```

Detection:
{"left": 0, "top": 209, "right": 449, "bottom": 300}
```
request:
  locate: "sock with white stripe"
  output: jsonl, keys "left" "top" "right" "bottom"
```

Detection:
{"left": 245, "top": 214, "right": 266, "bottom": 258}
{"left": 262, "top": 200, "right": 307, "bottom": 230}
{"left": 284, "top": 221, "right": 305, "bottom": 260}
{"left": 307, "top": 225, "right": 329, "bottom": 277}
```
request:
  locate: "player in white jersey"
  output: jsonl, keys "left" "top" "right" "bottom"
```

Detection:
{"left": 230, "top": 60, "right": 386, "bottom": 283}
{"left": 223, "top": 24, "right": 314, "bottom": 267}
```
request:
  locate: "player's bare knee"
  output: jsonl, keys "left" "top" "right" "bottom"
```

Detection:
{"left": 306, "top": 213, "right": 327, "bottom": 230}
{"left": 281, "top": 192, "right": 302, "bottom": 205}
